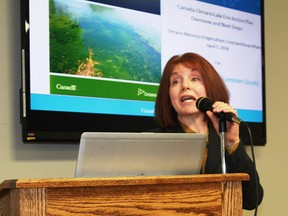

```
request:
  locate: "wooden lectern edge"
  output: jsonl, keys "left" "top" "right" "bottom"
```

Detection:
{"left": 0, "top": 173, "right": 249, "bottom": 191}
{"left": 0, "top": 174, "right": 248, "bottom": 216}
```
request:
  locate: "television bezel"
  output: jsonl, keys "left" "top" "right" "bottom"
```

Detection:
{"left": 20, "top": 0, "right": 266, "bottom": 145}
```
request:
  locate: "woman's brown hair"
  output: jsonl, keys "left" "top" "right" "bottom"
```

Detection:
{"left": 154, "top": 52, "right": 230, "bottom": 127}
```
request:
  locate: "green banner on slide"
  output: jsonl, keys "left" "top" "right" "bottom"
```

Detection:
{"left": 50, "top": 75, "right": 158, "bottom": 102}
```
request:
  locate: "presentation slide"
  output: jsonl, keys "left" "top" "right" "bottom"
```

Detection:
{"left": 28, "top": 0, "right": 263, "bottom": 122}
{"left": 161, "top": 0, "right": 262, "bottom": 121}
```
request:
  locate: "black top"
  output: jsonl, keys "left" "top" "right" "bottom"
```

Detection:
{"left": 151, "top": 122, "right": 264, "bottom": 210}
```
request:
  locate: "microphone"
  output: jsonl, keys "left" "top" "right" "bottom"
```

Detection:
{"left": 196, "top": 97, "right": 244, "bottom": 124}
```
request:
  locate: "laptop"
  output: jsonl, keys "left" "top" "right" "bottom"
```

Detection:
{"left": 75, "top": 132, "right": 207, "bottom": 178}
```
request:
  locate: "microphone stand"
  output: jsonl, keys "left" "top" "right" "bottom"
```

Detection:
{"left": 219, "top": 118, "right": 227, "bottom": 174}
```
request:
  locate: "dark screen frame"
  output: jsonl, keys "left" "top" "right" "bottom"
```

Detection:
{"left": 20, "top": 0, "right": 266, "bottom": 145}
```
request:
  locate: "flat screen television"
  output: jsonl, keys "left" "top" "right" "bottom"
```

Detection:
{"left": 20, "top": 0, "right": 266, "bottom": 144}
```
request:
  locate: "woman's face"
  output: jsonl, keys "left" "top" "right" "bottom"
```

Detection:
{"left": 169, "top": 63, "right": 207, "bottom": 117}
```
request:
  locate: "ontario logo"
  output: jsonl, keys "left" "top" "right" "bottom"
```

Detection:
{"left": 137, "top": 88, "right": 157, "bottom": 98}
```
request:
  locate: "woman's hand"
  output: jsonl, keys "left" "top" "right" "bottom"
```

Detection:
{"left": 206, "top": 101, "right": 240, "bottom": 148}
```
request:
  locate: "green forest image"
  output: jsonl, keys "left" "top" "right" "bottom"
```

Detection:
{"left": 49, "top": 0, "right": 161, "bottom": 83}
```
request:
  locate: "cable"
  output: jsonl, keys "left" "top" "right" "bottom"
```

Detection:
{"left": 242, "top": 122, "right": 259, "bottom": 216}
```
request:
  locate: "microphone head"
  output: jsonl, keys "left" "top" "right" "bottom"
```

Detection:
{"left": 196, "top": 97, "right": 244, "bottom": 124}
{"left": 196, "top": 97, "right": 213, "bottom": 113}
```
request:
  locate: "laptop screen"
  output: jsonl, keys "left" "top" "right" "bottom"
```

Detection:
{"left": 75, "top": 132, "right": 207, "bottom": 178}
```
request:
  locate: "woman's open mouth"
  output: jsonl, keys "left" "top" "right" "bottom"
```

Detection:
{"left": 181, "top": 95, "right": 196, "bottom": 103}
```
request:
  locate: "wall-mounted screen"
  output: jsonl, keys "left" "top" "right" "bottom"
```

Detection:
{"left": 20, "top": 0, "right": 266, "bottom": 144}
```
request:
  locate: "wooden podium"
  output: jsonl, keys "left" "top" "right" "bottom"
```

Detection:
{"left": 0, "top": 174, "right": 249, "bottom": 216}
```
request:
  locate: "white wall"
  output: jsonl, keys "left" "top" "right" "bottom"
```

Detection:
{"left": 1, "top": 0, "right": 288, "bottom": 215}
{"left": 0, "top": 0, "right": 79, "bottom": 180}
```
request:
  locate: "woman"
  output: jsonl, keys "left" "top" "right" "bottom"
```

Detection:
{"left": 153, "top": 52, "right": 263, "bottom": 210}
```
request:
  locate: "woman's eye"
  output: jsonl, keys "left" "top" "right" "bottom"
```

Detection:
{"left": 191, "top": 77, "right": 200, "bottom": 81}
{"left": 171, "top": 79, "right": 180, "bottom": 85}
